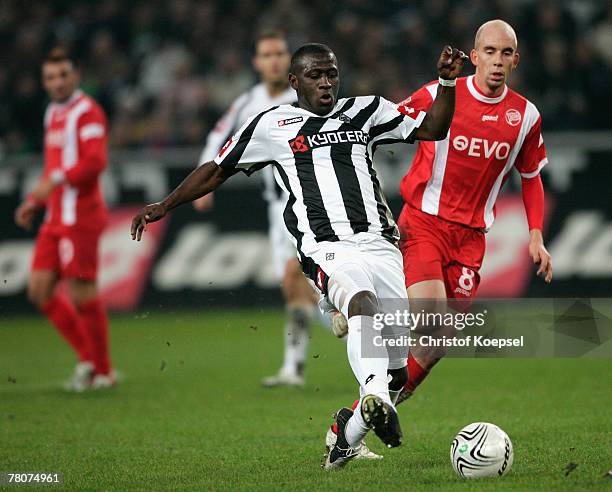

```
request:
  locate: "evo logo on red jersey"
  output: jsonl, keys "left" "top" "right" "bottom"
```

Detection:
{"left": 452, "top": 136, "right": 511, "bottom": 160}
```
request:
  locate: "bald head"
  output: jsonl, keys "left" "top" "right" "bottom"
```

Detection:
{"left": 474, "top": 19, "right": 517, "bottom": 50}
{"left": 470, "top": 19, "right": 520, "bottom": 97}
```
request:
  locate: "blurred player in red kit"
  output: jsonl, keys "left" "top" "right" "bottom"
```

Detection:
{"left": 14, "top": 48, "right": 114, "bottom": 391}
{"left": 395, "top": 20, "right": 553, "bottom": 402}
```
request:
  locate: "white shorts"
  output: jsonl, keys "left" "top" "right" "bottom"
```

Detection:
{"left": 302, "top": 233, "right": 409, "bottom": 369}
{"left": 268, "top": 198, "right": 297, "bottom": 281}
{"left": 302, "top": 233, "right": 406, "bottom": 300}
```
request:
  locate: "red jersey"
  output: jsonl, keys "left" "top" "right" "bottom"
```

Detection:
{"left": 43, "top": 89, "right": 108, "bottom": 229}
{"left": 399, "top": 75, "right": 547, "bottom": 230}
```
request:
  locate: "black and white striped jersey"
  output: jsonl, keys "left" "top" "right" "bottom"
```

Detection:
{"left": 214, "top": 95, "right": 426, "bottom": 254}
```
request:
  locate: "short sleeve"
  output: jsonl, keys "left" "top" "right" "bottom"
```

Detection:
{"left": 198, "top": 92, "right": 247, "bottom": 165}
{"left": 397, "top": 83, "right": 436, "bottom": 115}
{"left": 368, "top": 96, "right": 426, "bottom": 145}
{"left": 78, "top": 106, "right": 107, "bottom": 143}
{"left": 514, "top": 113, "right": 548, "bottom": 179}
{"left": 213, "top": 108, "right": 274, "bottom": 176}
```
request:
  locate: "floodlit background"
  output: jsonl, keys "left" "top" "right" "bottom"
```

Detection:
{"left": 1, "top": 3, "right": 611, "bottom": 489}
{"left": 1, "top": 0, "right": 611, "bottom": 311}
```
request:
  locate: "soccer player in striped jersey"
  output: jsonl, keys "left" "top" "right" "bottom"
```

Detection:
{"left": 131, "top": 43, "right": 467, "bottom": 468}
{"left": 394, "top": 20, "right": 553, "bottom": 403}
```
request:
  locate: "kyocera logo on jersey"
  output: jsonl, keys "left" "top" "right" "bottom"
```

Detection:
{"left": 452, "top": 136, "right": 511, "bottom": 160}
{"left": 306, "top": 130, "right": 368, "bottom": 148}
{"left": 290, "top": 130, "right": 368, "bottom": 153}
{"left": 505, "top": 109, "right": 522, "bottom": 126}
{"left": 289, "top": 135, "right": 309, "bottom": 153}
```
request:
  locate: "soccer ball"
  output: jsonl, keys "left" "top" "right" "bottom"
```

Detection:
{"left": 450, "top": 422, "right": 514, "bottom": 478}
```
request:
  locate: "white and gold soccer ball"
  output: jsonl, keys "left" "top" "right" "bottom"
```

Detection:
{"left": 450, "top": 422, "right": 514, "bottom": 478}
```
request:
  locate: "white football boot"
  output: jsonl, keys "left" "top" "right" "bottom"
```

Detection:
{"left": 91, "top": 373, "right": 115, "bottom": 390}
{"left": 325, "top": 426, "right": 383, "bottom": 460}
{"left": 261, "top": 370, "right": 304, "bottom": 388}
{"left": 322, "top": 408, "right": 359, "bottom": 470}
{"left": 62, "top": 361, "right": 94, "bottom": 392}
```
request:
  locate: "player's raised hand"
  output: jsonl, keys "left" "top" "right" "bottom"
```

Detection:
{"left": 528, "top": 230, "right": 553, "bottom": 283}
{"left": 131, "top": 202, "right": 167, "bottom": 241}
{"left": 437, "top": 46, "right": 468, "bottom": 80}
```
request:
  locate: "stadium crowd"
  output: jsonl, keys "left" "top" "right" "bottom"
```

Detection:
{"left": 1, "top": 0, "right": 611, "bottom": 156}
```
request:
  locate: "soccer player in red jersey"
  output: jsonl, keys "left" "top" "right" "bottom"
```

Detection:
{"left": 395, "top": 20, "right": 553, "bottom": 402}
{"left": 14, "top": 48, "right": 114, "bottom": 391}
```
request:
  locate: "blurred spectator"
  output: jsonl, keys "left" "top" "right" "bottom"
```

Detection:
{"left": 1, "top": 0, "right": 611, "bottom": 156}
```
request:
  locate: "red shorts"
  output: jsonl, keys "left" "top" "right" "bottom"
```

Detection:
{"left": 32, "top": 224, "right": 102, "bottom": 280}
{"left": 398, "top": 205, "right": 485, "bottom": 301}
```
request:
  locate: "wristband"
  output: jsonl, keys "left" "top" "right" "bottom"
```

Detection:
{"left": 438, "top": 77, "right": 456, "bottom": 87}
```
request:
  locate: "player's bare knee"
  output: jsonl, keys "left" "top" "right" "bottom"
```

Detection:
{"left": 27, "top": 284, "right": 43, "bottom": 307}
{"left": 68, "top": 279, "right": 97, "bottom": 305}
{"left": 412, "top": 344, "right": 445, "bottom": 368}
{"left": 411, "top": 298, "right": 449, "bottom": 335}
{"left": 281, "top": 259, "right": 302, "bottom": 292}
{"left": 347, "top": 291, "right": 378, "bottom": 318}
{"left": 421, "top": 354, "right": 443, "bottom": 371}
{"left": 27, "top": 280, "right": 53, "bottom": 308}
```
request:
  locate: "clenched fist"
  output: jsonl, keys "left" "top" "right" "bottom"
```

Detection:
{"left": 437, "top": 45, "right": 468, "bottom": 80}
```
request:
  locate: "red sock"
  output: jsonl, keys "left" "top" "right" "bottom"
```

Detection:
{"left": 42, "top": 294, "right": 90, "bottom": 362}
{"left": 78, "top": 297, "right": 111, "bottom": 375}
{"left": 404, "top": 352, "right": 430, "bottom": 394}
{"left": 332, "top": 399, "right": 360, "bottom": 434}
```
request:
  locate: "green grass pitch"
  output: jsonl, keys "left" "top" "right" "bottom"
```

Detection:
{"left": 1, "top": 310, "right": 611, "bottom": 491}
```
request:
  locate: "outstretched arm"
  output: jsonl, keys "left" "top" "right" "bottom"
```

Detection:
{"left": 131, "top": 161, "right": 235, "bottom": 241}
{"left": 415, "top": 46, "right": 467, "bottom": 141}
{"left": 522, "top": 174, "right": 552, "bottom": 283}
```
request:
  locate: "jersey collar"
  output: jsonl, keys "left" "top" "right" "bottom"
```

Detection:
{"left": 291, "top": 99, "right": 343, "bottom": 118}
{"left": 467, "top": 75, "right": 508, "bottom": 104}
{"left": 49, "top": 89, "right": 84, "bottom": 111}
